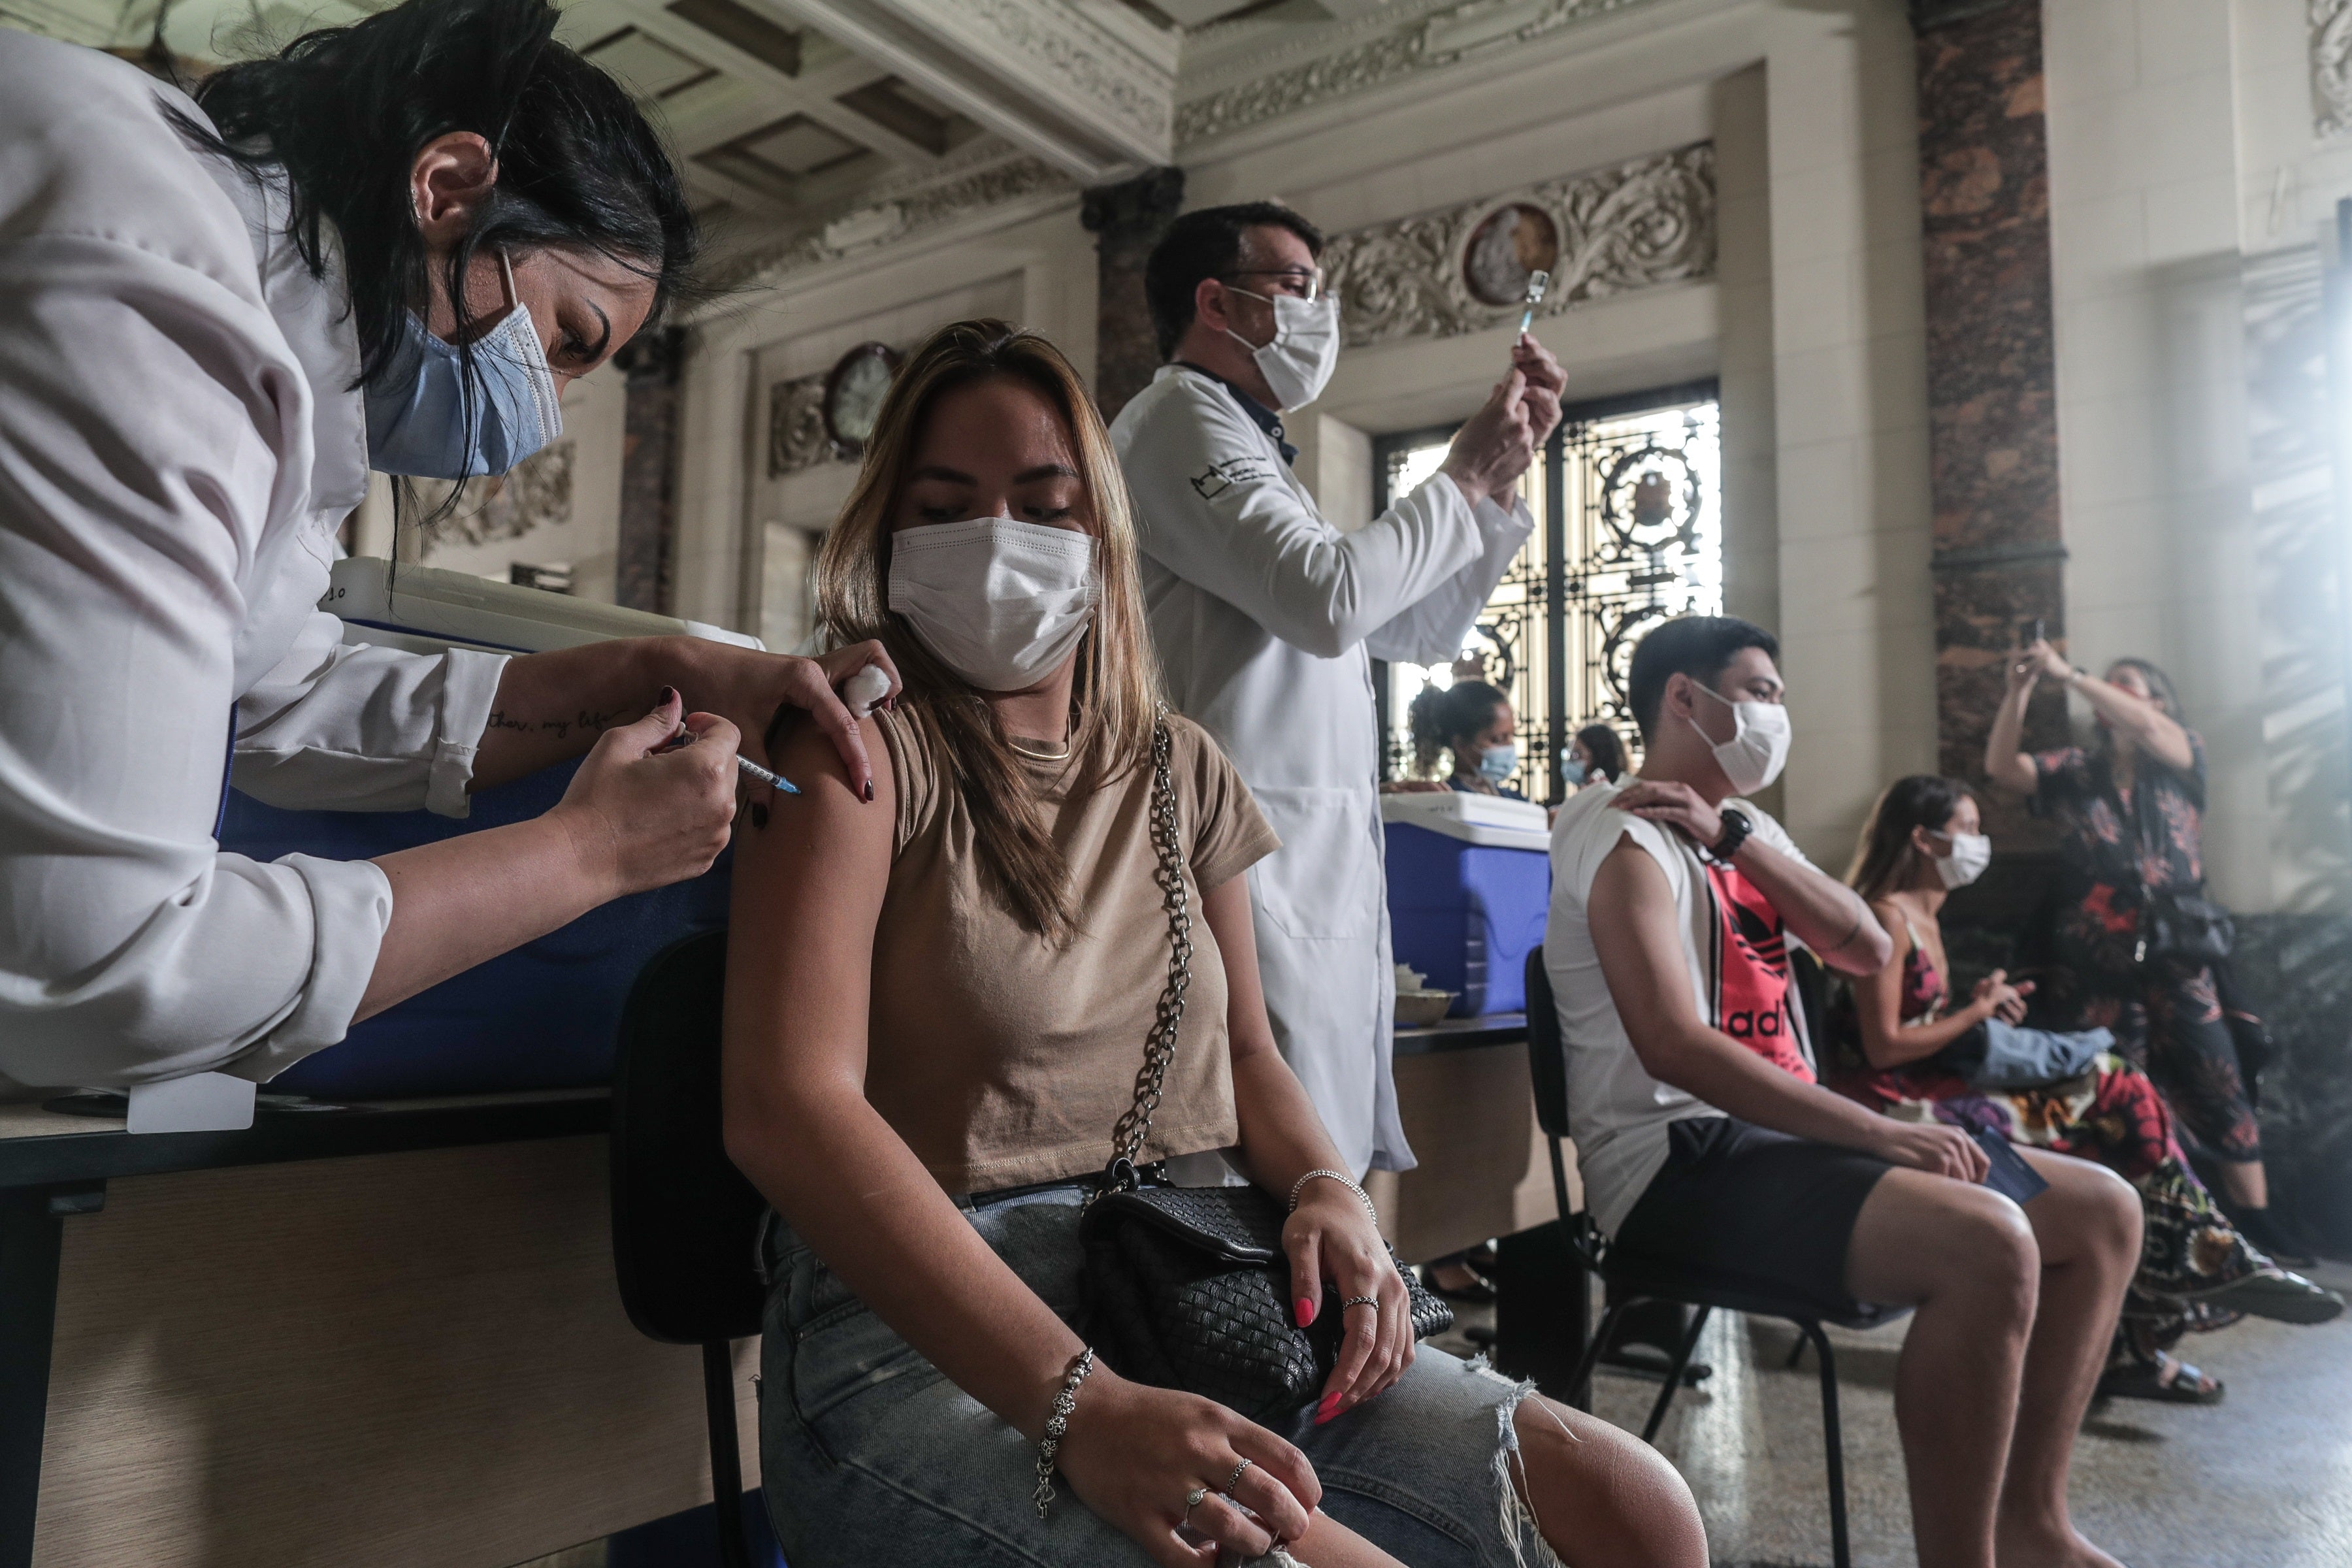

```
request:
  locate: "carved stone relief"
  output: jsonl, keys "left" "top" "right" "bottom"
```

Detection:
{"left": 1318, "top": 143, "right": 1714, "bottom": 350}
{"left": 1176, "top": 0, "right": 1662, "bottom": 145}
{"left": 947, "top": 0, "right": 1173, "bottom": 154}
{"left": 423, "top": 440, "right": 575, "bottom": 552}
{"left": 768, "top": 370, "right": 836, "bottom": 477}
{"left": 721, "top": 153, "right": 1073, "bottom": 294}
{"left": 2315, "top": 0, "right": 2352, "bottom": 140}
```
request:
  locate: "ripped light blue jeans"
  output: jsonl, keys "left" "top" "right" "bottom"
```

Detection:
{"left": 758, "top": 1183, "right": 1562, "bottom": 1568}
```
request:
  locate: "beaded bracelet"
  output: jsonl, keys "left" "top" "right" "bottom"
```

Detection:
{"left": 1288, "top": 1168, "right": 1379, "bottom": 1226}
{"left": 1032, "top": 1347, "right": 1095, "bottom": 1520}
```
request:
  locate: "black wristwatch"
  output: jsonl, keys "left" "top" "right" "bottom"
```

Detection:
{"left": 1708, "top": 806, "right": 1752, "bottom": 862}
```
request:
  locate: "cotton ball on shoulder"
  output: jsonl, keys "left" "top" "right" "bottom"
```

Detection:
{"left": 845, "top": 663, "right": 892, "bottom": 719}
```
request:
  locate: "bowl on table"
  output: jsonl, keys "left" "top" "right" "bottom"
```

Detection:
{"left": 1393, "top": 988, "right": 1460, "bottom": 1027}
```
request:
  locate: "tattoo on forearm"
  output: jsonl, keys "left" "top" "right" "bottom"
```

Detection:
{"left": 483, "top": 708, "right": 627, "bottom": 742}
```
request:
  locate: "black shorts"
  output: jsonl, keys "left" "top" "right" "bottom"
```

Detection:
{"left": 1610, "top": 1115, "right": 1893, "bottom": 1317}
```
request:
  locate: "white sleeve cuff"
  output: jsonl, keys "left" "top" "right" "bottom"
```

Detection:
{"left": 1473, "top": 490, "right": 1537, "bottom": 544}
{"left": 220, "top": 853, "right": 394, "bottom": 1085}
{"left": 425, "top": 647, "right": 509, "bottom": 819}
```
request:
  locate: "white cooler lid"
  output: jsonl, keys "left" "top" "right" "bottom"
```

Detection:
{"left": 323, "top": 556, "right": 766, "bottom": 654}
{"left": 1380, "top": 791, "right": 1550, "bottom": 852}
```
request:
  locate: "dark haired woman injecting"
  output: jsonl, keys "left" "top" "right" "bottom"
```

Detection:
{"left": 1829, "top": 776, "right": 2340, "bottom": 1404}
{"left": 0, "top": 0, "right": 894, "bottom": 1095}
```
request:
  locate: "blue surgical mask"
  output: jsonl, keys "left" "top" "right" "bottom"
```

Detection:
{"left": 1560, "top": 755, "right": 1591, "bottom": 786}
{"left": 364, "top": 252, "right": 561, "bottom": 478}
{"left": 1476, "top": 742, "right": 1518, "bottom": 784}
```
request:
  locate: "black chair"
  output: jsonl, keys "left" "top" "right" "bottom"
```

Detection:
{"left": 1523, "top": 945, "right": 1904, "bottom": 1568}
{"left": 612, "top": 930, "right": 769, "bottom": 1568}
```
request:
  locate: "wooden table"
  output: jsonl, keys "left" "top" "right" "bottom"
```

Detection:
{"left": 1387, "top": 1013, "right": 1593, "bottom": 1398}
{"left": 0, "top": 1091, "right": 749, "bottom": 1568}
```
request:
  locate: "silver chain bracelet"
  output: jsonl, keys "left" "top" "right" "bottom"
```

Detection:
{"left": 1032, "top": 1347, "right": 1095, "bottom": 1520}
{"left": 1288, "top": 1168, "right": 1379, "bottom": 1226}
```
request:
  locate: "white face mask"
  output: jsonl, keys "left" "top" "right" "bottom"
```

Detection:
{"left": 1225, "top": 288, "right": 1341, "bottom": 411}
{"left": 1931, "top": 830, "right": 1993, "bottom": 889}
{"left": 1686, "top": 680, "right": 1791, "bottom": 794}
{"left": 887, "top": 517, "right": 1099, "bottom": 693}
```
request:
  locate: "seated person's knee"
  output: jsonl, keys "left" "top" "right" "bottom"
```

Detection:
{"left": 1935, "top": 1184, "right": 2041, "bottom": 1304}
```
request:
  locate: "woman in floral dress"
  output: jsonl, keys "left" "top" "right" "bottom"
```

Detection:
{"left": 1826, "top": 776, "right": 2340, "bottom": 1403}
{"left": 1984, "top": 645, "right": 2319, "bottom": 1271}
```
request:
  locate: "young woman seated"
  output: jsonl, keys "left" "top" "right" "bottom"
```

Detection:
{"left": 721, "top": 321, "right": 1705, "bottom": 1568}
{"left": 1827, "top": 776, "right": 2342, "bottom": 1405}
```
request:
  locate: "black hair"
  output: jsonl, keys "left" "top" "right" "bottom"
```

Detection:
{"left": 178, "top": 0, "right": 698, "bottom": 404}
{"left": 1406, "top": 681, "right": 1510, "bottom": 777}
{"left": 1626, "top": 615, "right": 1780, "bottom": 741}
{"left": 1846, "top": 774, "right": 1976, "bottom": 901}
{"left": 1143, "top": 202, "right": 1325, "bottom": 361}
{"left": 1573, "top": 723, "right": 1627, "bottom": 783}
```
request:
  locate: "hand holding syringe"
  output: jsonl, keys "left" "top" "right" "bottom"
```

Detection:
{"left": 660, "top": 661, "right": 896, "bottom": 798}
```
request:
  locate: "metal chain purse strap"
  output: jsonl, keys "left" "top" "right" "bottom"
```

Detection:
{"left": 1077, "top": 712, "right": 1450, "bottom": 1424}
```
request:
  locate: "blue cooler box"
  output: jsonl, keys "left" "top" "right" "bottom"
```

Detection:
{"left": 1383, "top": 792, "right": 1551, "bottom": 1019}
{"left": 220, "top": 764, "right": 730, "bottom": 1100}
{"left": 215, "top": 557, "right": 755, "bottom": 1100}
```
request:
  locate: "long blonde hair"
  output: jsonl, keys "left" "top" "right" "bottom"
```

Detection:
{"left": 811, "top": 319, "right": 1161, "bottom": 941}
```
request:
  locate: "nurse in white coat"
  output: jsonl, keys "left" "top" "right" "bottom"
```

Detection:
{"left": 0, "top": 0, "right": 893, "bottom": 1096}
{"left": 1111, "top": 203, "right": 1563, "bottom": 1174}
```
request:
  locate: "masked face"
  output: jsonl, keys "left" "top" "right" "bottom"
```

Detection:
{"left": 1686, "top": 678, "right": 1791, "bottom": 795}
{"left": 1931, "top": 829, "right": 1993, "bottom": 889}
{"left": 365, "top": 252, "right": 561, "bottom": 478}
{"left": 1476, "top": 742, "right": 1519, "bottom": 785}
{"left": 1560, "top": 753, "right": 1591, "bottom": 787}
{"left": 887, "top": 517, "right": 1098, "bottom": 693}
{"left": 1225, "top": 287, "right": 1341, "bottom": 411}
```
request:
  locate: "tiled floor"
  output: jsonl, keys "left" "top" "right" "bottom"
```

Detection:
{"left": 523, "top": 1263, "right": 2352, "bottom": 1567}
{"left": 1480, "top": 1259, "right": 2352, "bottom": 1568}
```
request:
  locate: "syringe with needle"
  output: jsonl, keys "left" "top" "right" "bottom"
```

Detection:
{"left": 1518, "top": 269, "right": 1552, "bottom": 334}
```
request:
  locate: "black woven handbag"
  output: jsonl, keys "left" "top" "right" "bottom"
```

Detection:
{"left": 1077, "top": 717, "right": 1450, "bottom": 1424}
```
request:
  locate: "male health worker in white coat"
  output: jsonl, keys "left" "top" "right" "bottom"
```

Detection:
{"left": 1111, "top": 203, "right": 1564, "bottom": 1175}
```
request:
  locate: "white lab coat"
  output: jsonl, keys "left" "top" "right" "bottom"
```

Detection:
{"left": 1111, "top": 366, "right": 1533, "bottom": 1173}
{"left": 0, "top": 35, "right": 507, "bottom": 1094}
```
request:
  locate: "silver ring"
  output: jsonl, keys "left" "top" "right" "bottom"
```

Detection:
{"left": 1183, "top": 1485, "right": 1207, "bottom": 1520}
{"left": 1224, "top": 1457, "right": 1254, "bottom": 1495}
{"left": 1342, "top": 1294, "right": 1379, "bottom": 1311}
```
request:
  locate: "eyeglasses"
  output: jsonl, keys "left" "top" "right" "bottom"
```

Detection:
{"left": 1220, "top": 267, "right": 1324, "bottom": 302}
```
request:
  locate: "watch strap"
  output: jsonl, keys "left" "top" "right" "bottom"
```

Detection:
{"left": 1709, "top": 806, "right": 1752, "bottom": 862}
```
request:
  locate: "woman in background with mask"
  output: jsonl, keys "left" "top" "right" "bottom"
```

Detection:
{"left": 1561, "top": 723, "right": 1627, "bottom": 790}
{"left": 1405, "top": 680, "right": 1524, "bottom": 798}
{"left": 1827, "top": 776, "right": 2340, "bottom": 1405}
{"left": 0, "top": 0, "right": 892, "bottom": 1095}
{"left": 725, "top": 319, "right": 1705, "bottom": 1568}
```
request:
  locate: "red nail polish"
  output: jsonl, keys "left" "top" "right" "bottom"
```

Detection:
{"left": 658, "top": 686, "right": 678, "bottom": 707}
{"left": 1315, "top": 1392, "right": 1340, "bottom": 1425}
{"left": 863, "top": 779, "right": 875, "bottom": 803}
{"left": 1296, "top": 1297, "right": 1315, "bottom": 1327}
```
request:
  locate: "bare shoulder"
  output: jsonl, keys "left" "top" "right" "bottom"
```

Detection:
{"left": 740, "top": 710, "right": 898, "bottom": 885}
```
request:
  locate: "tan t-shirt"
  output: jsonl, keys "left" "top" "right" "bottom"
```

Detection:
{"left": 866, "top": 710, "right": 1280, "bottom": 1194}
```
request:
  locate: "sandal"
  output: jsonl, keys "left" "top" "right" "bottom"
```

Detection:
{"left": 2193, "top": 1268, "right": 2345, "bottom": 1326}
{"left": 2099, "top": 1352, "right": 2224, "bottom": 1405}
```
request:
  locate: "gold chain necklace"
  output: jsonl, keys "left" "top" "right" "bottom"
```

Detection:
{"left": 1008, "top": 734, "right": 1073, "bottom": 760}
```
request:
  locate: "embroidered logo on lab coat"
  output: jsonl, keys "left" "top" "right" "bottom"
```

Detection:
{"left": 1191, "top": 454, "right": 1276, "bottom": 500}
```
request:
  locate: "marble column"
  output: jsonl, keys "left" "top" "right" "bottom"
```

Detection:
{"left": 1912, "top": 0, "right": 2069, "bottom": 847}
{"left": 613, "top": 327, "right": 687, "bottom": 615}
{"left": 1080, "top": 167, "right": 1184, "bottom": 421}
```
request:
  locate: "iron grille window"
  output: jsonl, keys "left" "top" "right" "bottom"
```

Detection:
{"left": 1373, "top": 383, "right": 1721, "bottom": 805}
